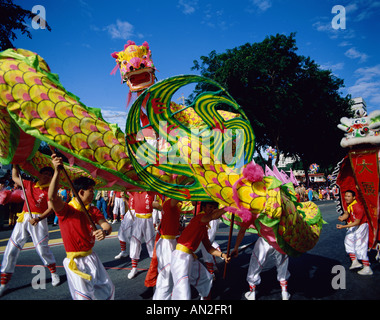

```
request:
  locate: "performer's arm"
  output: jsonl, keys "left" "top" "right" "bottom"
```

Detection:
{"left": 48, "top": 154, "right": 65, "bottom": 213}
{"left": 338, "top": 211, "right": 349, "bottom": 222}
{"left": 11, "top": 165, "right": 22, "bottom": 187}
{"left": 203, "top": 237, "right": 230, "bottom": 263}
{"left": 30, "top": 202, "right": 54, "bottom": 226}
{"left": 200, "top": 208, "right": 225, "bottom": 224}
{"left": 231, "top": 227, "right": 247, "bottom": 258}
{"left": 93, "top": 219, "right": 112, "bottom": 241}
{"left": 336, "top": 218, "right": 361, "bottom": 229}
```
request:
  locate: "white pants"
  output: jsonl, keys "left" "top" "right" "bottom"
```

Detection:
{"left": 63, "top": 252, "right": 115, "bottom": 300}
{"left": 1, "top": 213, "right": 56, "bottom": 274}
{"left": 171, "top": 249, "right": 213, "bottom": 300}
{"left": 113, "top": 197, "right": 125, "bottom": 217}
{"left": 153, "top": 237, "right": 177, "bottom": 300}
{"left": 118, "top": 210, "right": 134, "bottom": 243}
{"left": 246, "top": 237, "right": 290, "bottom": 286}
{"left": 344, "top": 223, "right": 369, "bottom": 261}
{"left": 129, "top": 216, "right": 155, "bottom": 260}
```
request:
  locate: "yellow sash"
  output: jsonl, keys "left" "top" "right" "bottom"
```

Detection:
{"left": 161, "top": 235, "right": 177, "bottom": 240}
{"left": 176, "top": 243, "right": 197, "bottom": 260}
{"left": 34, "top": 182, "right": 50, "bottom": 190}
{"left": 66, "top": 250, "right": 93, "bottom": 281}
{"left": 136, "top": 213, "right": 152, "bottom": 219}
{"left": 69, "top": 198, "right": 90, "bottom": 212}
{"left": 347, "top": 200, "right": 357, "bottom": 214}
{"left": 16, "top": 211, "right": 41, "bottom": 223}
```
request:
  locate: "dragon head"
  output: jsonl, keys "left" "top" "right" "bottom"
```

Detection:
{"left": 111, "top": 40, "right": 156, "bottom": 92}
{"left": 338, "top": 110, "right": 380, "bottom": 147}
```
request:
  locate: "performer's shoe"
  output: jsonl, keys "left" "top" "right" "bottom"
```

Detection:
{"left": 357, "top": 266, "right": 373, "bottom": 275}
{"left": 115, "top": 251, "right": 128, "bottom": 259}
{"left": 112, "top": 220, "right": 117, "bottom": 224}
{"left": 349, "top": 259, "right": 362, "bottom": 270}
{"left": 51, "top": 273, "right": 60, "bottom": 287}
{"left": 0, "top": 284, "right": 8, "bottom": 297}
{"left": 281, "top": 291, "right": 290, "bottom": 300}
{"left": 244, "top": 290, "right": 255, "bottom": 300}
{"left": 128, "top": 268, "right": 138, "bottom": 279}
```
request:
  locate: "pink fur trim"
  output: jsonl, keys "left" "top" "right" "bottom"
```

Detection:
{"left": 243, "top": 162, "right": 264, "bottom": 182}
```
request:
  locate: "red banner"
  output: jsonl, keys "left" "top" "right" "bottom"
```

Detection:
{"left": 336, "top": 147, "right": 380, "bottom": 248}
{"left": 349, "top": 148, "right": 379, "bottom": 248}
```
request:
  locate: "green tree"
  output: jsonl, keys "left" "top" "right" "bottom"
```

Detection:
{"left": 192, "top": 33, "right": 352, "bottom": 185}
{"left": 0, "top": 0, "right": 51, "bottom": 51}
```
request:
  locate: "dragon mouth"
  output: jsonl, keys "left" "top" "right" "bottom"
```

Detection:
{"left": 125, "top": 68, "right": 155, "bottom": 92}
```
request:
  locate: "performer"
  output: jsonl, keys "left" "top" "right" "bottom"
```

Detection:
{"left": 128, "top": 190, "right": 157, "bottom": 279}
{"left": 153, "top": 197, "right": 182, "bottom": 300}
{"left": 49, "top": 154, "right": 115, "bottom": 300}
{"left": 0, "top": 165, "right": 60, "bottom": 297}
{"left": 231, "top": 217, "right": 290, "bottom": 300}
{"left": 111, "top": 190, "right": 126, "bottom": 223}
{"left": 170, "top": 201, "right": 229, "bottom": 300}
{"left": 114, "top": 192, "right": 134, "bottom": 259}
{"left": 336, "top": 190, "right": 372, "bottom": 275}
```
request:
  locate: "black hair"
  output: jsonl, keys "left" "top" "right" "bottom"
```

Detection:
{"left": 39, "top": 166, "right": 54, "bottom": 176}
{"left": 200, "top": 201, "right": 219, "bottom": 209}
{"left": 345, "top": 190, "right": 356, "bottom": 197}
{"left": 73, "top": 177, "right": 95, "bottom": 194}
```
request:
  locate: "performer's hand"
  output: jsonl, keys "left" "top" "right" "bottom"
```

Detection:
{"left": 222, "top": 253, "right": 231, "bottom": 263}
{"left": 336, "top": 224, "right": 344, "bottom": 229}
{"left": 29, "top": 218, "right": 39, "bottom": 226}
{"left": 93, "top": 229, "right": 105, "bottom": 241}
{"left": 231, "top": 249, "right": 238, "bottom": 258}
{"left": 51, "top": 154, "right": 63, "bottom": 170}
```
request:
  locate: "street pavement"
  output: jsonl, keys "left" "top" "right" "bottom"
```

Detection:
{"left": 0, "top": 200, "right": 379, "bottom": 305}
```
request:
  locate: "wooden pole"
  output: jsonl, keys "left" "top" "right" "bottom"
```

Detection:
{"left": 49, "top": 147, "right": 97, "bottom": 230}
{"left": 16, "top": 165, "right": 33, "bottom": 218}
{"left": 60, "top": 167, "right": 97, "bottom": 230}
{"left": 223, "top": 213, "right": 235, "bottom": 279}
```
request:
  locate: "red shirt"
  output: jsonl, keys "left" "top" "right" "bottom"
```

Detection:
{"left": 22, "top": 180, "right": 49, "bottom": 213}
{"left": 132, "top": 191, "right": 156, "bottom": 214}
{"left": 347, "top": 200, "right": 367, "bottom": 224}
{"left": 56, "top": 202, "right": 105, "bottom": 252}
{"left": 177, "top": 213, "right": 211, "bottom": 252}
{"left": 159, "top": 199, "right": 181, "bottom": 237}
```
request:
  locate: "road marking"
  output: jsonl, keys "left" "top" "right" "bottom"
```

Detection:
{"left": 0, "top": 229, "right": 118, "bottom": 254}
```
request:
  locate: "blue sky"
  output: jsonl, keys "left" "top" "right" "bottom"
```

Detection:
{"left": 11, "top": 0, "right": 380, "bottom": 131}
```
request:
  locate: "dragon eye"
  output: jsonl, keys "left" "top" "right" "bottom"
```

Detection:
{"left": 122, "top": 60, "right": 127, "bottom": 65}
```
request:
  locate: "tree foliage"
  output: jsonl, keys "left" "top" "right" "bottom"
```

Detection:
{"left": 0, "top": 0, "right": 51, "bottom": 51}
{"left": 192, "top": 33, "right": 352, "bottom": 181}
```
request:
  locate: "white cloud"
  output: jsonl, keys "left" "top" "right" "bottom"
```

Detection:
{"left": 347, "top": 65, "right": 380, "bottom": 110}
{"left": 252, "top": 0, "right": 272, "bottom": 11}
{"left": 246, "top": 0, "right": 272, "bottom": 13}
{"left": 312, "top": 19, "right": 356, "bottom": 39}
{"left": 319, "top": 62, "right": 345, "bottom": 72}
{"left": 100, "top": 108, "right": 129, "bottom": 132}
{"left": 344, "top": 47, "right": 369, "bottom": 63}
{"left": 105, "top": 20, "right": 137, "bottom": 40}
{"left": 177, "top": 0, "right": 198, "bottom": 15}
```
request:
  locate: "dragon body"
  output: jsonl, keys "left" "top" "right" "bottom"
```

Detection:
{"left": 0, "top": 45, "right": 323, "bottom": 257}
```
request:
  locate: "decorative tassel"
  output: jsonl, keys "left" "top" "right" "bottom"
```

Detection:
{"left": 110, "top": 63, "right": 119, "bottom": 75}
